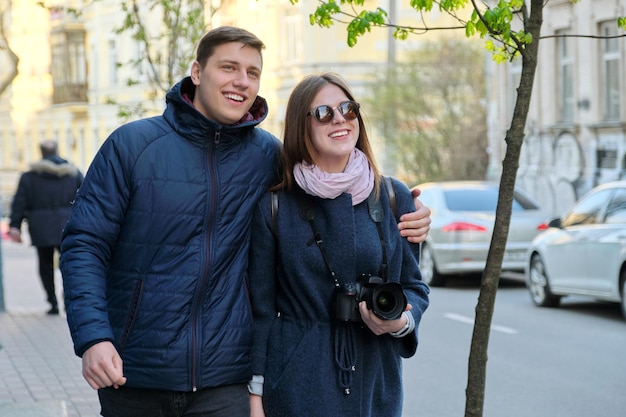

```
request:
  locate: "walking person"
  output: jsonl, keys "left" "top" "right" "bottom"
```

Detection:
{"left": 9, "top": 140, "right": 83, "bottom": 315}
{"left": 248, "top": 73, "right": 430, "bottom": 417}
{"left": 60, "top": 26, "right": 431, "bottom": 417}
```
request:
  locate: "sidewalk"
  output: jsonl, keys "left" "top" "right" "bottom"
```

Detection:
{"left": 0, "top": 239, "right": 100, "bottom": 417}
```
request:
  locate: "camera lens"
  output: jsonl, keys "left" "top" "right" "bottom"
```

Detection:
{"left": 371, "top": 283, "right": 407, "bottom": 320}
{"left": 375, "top": 291, "right": 396, "bottom": 312}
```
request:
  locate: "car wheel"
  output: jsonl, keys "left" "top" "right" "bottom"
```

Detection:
{"left": 420, "top": 243, "right": 446, "bottom": 287}
{"left": 527, "top": 254, "right": 561, "bottom": 307}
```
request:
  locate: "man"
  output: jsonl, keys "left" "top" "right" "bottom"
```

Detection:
{"left": 9, "top": 140, "right": 83, "bottom": 315}
{"left": 60, "top": 26, "right": 431, "bottom": 417}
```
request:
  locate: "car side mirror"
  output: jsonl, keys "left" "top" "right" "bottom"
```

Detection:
{"left": 548, "top": 218, "right": 562, "bottom": 228}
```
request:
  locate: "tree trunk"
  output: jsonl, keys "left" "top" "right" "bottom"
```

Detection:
{"left": 464, "top": 1, "right": 544, "bottom": 416}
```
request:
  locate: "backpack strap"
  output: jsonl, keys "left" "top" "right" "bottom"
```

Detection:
{"left": 382, "top": 176, "right": 398, "bottom": 220}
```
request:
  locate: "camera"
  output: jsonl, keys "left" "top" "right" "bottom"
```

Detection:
{"left": 335, "top": 274, "right": 407, "bottom": 322}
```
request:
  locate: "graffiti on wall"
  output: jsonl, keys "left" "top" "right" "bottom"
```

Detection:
{"left": 517, "top": 131, "right": 585, "bottom": 217}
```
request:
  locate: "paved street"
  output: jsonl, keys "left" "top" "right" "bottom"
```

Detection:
{"left": 0, "top": 237, "right": 101, "bottom": 417}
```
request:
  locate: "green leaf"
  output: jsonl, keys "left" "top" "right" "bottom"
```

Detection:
{"left": 311, "top": 1, "right": 340, "bottom": 28}
{"left": 410, "top": 0, "right": 433, "bottom": 11}
{"left": 466, "top": 20, "right": 475, "bottom": 37}
{"left": 394, "top": 27, "right": 409, "bottom": 41}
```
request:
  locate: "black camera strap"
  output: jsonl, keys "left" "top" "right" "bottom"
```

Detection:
{"left": 296, "top": 187, "right": 342, "bottom": 289}
{"left": 296, "top": 185, "right": 391, "bottom": 285}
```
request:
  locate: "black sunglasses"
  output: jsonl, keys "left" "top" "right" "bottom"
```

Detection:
{"left": 307, "top": 100, "right": 360, "bottom": 124}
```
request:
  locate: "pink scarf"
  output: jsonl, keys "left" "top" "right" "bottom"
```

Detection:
{"left": 293, "top": 149, "right": 374, "bottom": 205}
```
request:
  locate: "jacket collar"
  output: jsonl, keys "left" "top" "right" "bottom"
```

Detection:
{"left": 163, "top": 77, "right": 269, "bottom": 146}
{"left": 30, "top": 159, "right": 80, "bottom": 177}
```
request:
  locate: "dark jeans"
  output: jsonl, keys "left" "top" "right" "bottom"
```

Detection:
{"left": 36, "top": 246, "right": 59, "bottom": 308}
{"left": 98, "top": 383, "right": 250, "bottom": 417}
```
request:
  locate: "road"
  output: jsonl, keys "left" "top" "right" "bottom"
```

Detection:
{"left": 402, "top": 275, "right": 626, "bottom": 417}
{"left": 3, "top": 237, "right": 624, "bottom": 417}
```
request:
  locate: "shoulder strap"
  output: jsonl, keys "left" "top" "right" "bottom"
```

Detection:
{"left": 367, "top": 183, "right": 391, "bottom": 280}
{"left": 381, "top": 176, "right": 398, "bottom": 220}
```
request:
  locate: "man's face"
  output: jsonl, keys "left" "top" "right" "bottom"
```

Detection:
{"left": 191, "top": 42, "right": 262, "bottom": 125}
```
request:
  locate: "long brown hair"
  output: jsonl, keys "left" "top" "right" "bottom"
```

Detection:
{"left": 276, "top": 72, "right": 381, "bottom": 195}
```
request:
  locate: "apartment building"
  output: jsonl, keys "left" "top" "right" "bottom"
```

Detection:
{"left": 0, "top": 0, "right": 463, "bottom": 212}
{"left": 486, "top": 0, "right": 626, "bottom": 216}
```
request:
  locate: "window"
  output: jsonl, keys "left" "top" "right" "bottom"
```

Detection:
{"left": 600, "top": 21, "right": 621, "bottom": 121}
{"left": 604, "top": 188, "right": 626, "bottom": 224}
{"left": 443, "top": 186, "right": 540, "bottom": 212}
{"left": 561, "top": 189, "right": 612, "bottom": 227}
{"left": 281, "top": 13, "right": 302, "bottom": 64}
{"left": 556, "top": 30, "right": 574, "bottom": 122}
{"left": 51, "top": 28, "right": 87, "bottom": 103}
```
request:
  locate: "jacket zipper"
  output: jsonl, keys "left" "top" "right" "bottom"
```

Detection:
{"left": 191, "top": 130, "right": 220, "bottom": 391}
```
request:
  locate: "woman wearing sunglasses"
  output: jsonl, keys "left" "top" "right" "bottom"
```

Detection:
{"left": 248, "top": 73, "right": 430, "bottom": 417}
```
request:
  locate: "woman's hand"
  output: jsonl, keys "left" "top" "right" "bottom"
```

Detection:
{"left": 250, "top": 394, "right": 266, "bottom": 417}
{"left": 359, "top": 302, "right": 413, "bottom": 335}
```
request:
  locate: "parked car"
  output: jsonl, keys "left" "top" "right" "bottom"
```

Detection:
{"left": 525, "top": 180, "right": 626, "bottom": 319}
{"left": 416, "top": 181, "right": 549, "bottom": 286}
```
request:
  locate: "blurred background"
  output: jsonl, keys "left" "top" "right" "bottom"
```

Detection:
{"left": 1, "top": 0, "right": 625, "bottom": 220}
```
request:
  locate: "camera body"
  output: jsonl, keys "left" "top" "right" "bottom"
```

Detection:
{"left": 335, "top": 274, "right": 407, "bottom": 322}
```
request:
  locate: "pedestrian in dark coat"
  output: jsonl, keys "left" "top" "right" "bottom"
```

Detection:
{"left": 248, "top": 73, "right": 430, "bottom": 417}
{"left": 9, "top": 140, "right": 83, "bottom": 314}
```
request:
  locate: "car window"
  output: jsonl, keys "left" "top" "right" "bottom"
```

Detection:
{"left": 604, "top": 187, "right": 626, "bottom": 224}
{"left": 561, "top": 189, "right": 612, "bottom": 227}
{"left": 512, "top": 191, "right": 541, "bottom": 210}
{"left": 418, "top": 191, "right": 436, "bottom": 210}
{"left": 443, "top": 188, "right": 538, "bottom": 212}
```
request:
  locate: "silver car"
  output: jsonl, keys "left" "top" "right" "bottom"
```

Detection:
{"left": 525, "top": 181, "right": 626, "bottom": 319}
{"left": 417, "top": 181, "right": 549, "bottom": 287}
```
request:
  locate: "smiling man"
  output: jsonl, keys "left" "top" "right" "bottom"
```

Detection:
{"left": 61, "top": 26, "right": 279, "bottom": 417}
{"left": 60, "top": 26, "right": 431, "bottom": 417}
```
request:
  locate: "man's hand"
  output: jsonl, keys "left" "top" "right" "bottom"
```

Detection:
{"left": 398, "top": 187, "right": 431, "bottom": 243}
{"left": 82, "top": 341, "right": 127, "bottom": 390}
{"left": 8, "top": 227, "right": 22, "bottom": 243}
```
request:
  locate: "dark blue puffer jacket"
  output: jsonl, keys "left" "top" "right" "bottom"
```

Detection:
{"left": 60, "top": 77, "right": 281, "bottom": 391}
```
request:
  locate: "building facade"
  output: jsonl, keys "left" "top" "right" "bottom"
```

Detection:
{"left": 487, "top": 0, "right": 626, "bottom": 217}
{"left": 0, "top": 0, "right": 462, "bottom": 213}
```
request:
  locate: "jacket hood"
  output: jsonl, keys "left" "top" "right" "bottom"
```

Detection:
{"left": 30, "top": 159, "right": 81, "bottom": 178}
{"left": 164, "top": 77, "right": 269, "bottom": 146}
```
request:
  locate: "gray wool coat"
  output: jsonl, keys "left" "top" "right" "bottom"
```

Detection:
{"left": 249, "top": 178, "right": 430, "bottom": 417}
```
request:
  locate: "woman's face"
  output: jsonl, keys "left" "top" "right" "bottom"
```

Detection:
{"left": 308, "top": 84, "right": 360, "bottom": 173}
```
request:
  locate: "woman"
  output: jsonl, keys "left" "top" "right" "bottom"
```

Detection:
{"left": 248, "top": 73, "right": 430, "bottom": 417}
